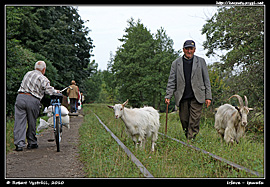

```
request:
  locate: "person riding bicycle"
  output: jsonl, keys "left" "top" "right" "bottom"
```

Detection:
{"left": 14, "top": 61, "right": 59, "bottom": 151}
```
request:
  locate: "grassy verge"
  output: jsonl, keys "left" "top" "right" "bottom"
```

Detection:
{"left": 79, "top": 104, "right": 264, "bottom": 178}
{"left": 79, "top": 106, "right": 142, "bottom": 177}
{"left": 6, "top": 116, "right": 50, "bottom": 154}
{"left": 6, "top": 119, "right": 15, "bottom": 153}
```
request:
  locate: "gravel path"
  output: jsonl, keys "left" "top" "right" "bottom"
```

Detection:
{"left": 6, "top": 113, "right": 86, "bottom": 178}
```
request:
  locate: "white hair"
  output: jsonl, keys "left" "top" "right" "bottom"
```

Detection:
{"left": 35, "top": 61, "right": 46, "bottom": 71}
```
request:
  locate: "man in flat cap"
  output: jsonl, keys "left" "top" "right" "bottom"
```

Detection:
{"left": 165, "top": 40, "right": 212, "bottom": 141}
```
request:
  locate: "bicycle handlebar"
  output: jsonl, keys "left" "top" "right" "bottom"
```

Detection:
{"left": 60, "top": 86, "right": 73, "bottom": 93}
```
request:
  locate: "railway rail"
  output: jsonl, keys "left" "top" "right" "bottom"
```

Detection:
{"left": 93, "top": 112, "right": 263, "bottom": 178}
{"left": 158, "top": 132, "right": 263, "bottom": 178}
{"left": 93, "top": 112, "right": 154, "bottom": 178}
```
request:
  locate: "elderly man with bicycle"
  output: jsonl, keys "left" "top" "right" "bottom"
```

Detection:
{"left": 14, "top": 61, "right": 59, "bottom": 151}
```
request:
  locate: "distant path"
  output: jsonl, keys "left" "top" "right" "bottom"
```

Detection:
{"left": 6, "top": 112, "right": 85, "bottom": 178}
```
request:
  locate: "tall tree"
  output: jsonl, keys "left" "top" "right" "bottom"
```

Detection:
{"left": 152, "top": 27, "right": 180, "bottom": 110}
{"left": 101, "top": 52, "right": 119, "bottom": 103}
{"left": 112, "top": 18, "right": 179, "bottom": 109}
{"left": 6, "top": 6, "right": 94, "bottom": 115}
{"left": 113, "top": 18, "right": 155, "bottom": 107}
{"left": 7, "top": 6, "right": 94, "bottom": 87}
{"left": 201, "top": 6, "right": 264, "bottom": 111}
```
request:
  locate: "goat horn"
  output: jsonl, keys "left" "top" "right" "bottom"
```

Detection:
{"left": 244, "top": 95, "right": 248, "bottom": 107}
{"left": 123, "top": 99, "right": 129, "bottom": 106}
{"left": 228, "top": 95, "right": 244, "bottom": 107}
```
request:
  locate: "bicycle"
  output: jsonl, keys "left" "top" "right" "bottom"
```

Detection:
{"left": 50, "top": 93, "right": 63, "bottom": 152}
{"left": 49, "top": 86, "right": 72, "bottom": 152}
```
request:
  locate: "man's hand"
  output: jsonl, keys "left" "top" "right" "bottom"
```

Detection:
{"left": 205, "top": 99, "right": 211, "bottom": 108}
{"left": 165, "top": 98, "right": 170, "bottom": 105}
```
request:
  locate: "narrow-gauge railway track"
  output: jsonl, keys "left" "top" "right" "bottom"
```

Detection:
{"left": 159, "top": 132, "right": 263, "bottom": 178}
{"left": 93, "top": 112, "right": 154, "bottom": 178}
{"left": 93, "top": 111, "right": 263, "bottom": 178}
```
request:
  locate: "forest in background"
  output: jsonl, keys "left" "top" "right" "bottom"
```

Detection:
{"left": 6, "top": 6, "right": 96, "bottom": 116}
{"left": 6, "top": 6, "right": 264, "bottom": 135}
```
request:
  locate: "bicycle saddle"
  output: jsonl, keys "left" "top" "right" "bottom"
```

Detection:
{"left": 50, "top": 93, "right": 63, "bottom": 100}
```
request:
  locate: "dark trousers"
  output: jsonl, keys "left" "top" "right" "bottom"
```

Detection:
{"left": 14, "top": 94, "right": 40, "bottom": 147}
{"left": 70, "top": 98, "right": 77, "bottom": 113}
{"left": 179, "top": 98, "right": 203, "bottom": 140}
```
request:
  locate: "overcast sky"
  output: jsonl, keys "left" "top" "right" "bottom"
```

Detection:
{"left": 77, "top": 5, "right": 219, "bottom": 71}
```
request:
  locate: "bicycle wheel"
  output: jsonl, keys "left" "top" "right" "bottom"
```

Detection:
{"left": 55, "top": 115, "right": 60, "bottom": 152}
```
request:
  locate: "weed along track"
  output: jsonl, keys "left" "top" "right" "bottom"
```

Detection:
{"left": 92, "top": 111, "right": 262, "bottom": 178}
{"left": 93, "top": 112, "right": 154, "bottom": 178}
{"left": 159, "top": 133, "right": 263, "bottom": 177}
{"left": 80, "top": 104, "right": 264, "bottom": 178}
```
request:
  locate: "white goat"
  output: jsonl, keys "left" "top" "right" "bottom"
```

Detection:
{"left": 214, "top": 95, "right": 253, "bottom": 144}
{"left": 108, "top": 99, "right": 160, "bottom": 151}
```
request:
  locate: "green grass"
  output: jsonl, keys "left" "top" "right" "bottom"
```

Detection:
{"left": 79, "top": 104, "right": 264, "bottom": 178}
{"left": 6, "top": 119, "right": 15, "bottom": 153}
{"left": 6, "top": 116, "right": 50, "bottom": 154}
{"left": 79, "top": 106, "right": 142, "bottom": 177}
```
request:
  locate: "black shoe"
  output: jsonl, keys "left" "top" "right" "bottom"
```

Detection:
{"left": 27, "top": 144, "right": 38, "bottom": 149}
{"left": 15, "top": 146, "right": 23, "bottom": 151}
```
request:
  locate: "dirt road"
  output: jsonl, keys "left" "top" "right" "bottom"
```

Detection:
{"left": 6, "top": 113, "right": 86, "bottom": 178}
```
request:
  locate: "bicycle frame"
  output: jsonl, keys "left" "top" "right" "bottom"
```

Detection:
{"left": 50, "top": 96, "right": 63, "bottom": 152}
{"left": 51, "top": 98, "right": 62, "bottom": 129}
{"left": 50, "top": 88, "right": 68, "bottom": 152}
